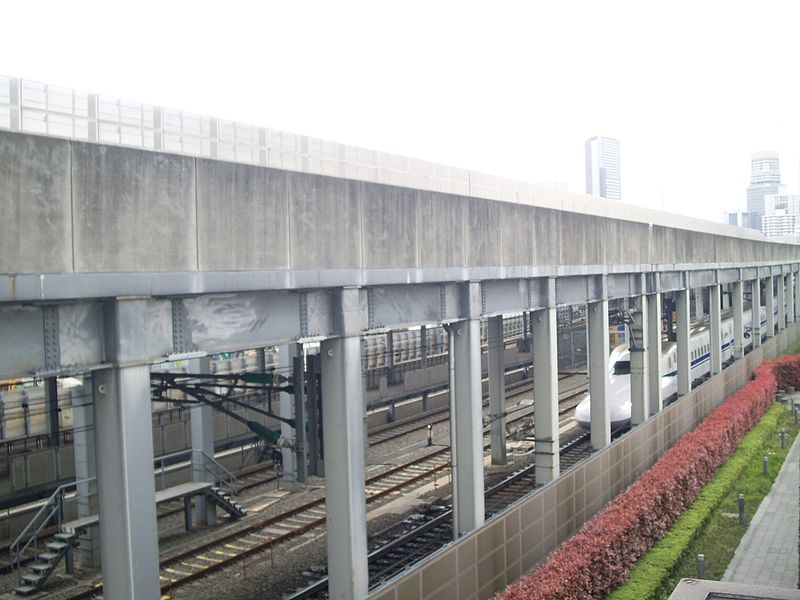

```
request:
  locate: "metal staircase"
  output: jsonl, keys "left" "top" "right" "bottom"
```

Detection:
{"left": 9, "top": 478, "right": 93, "bottom": 596}
{"left": 14, "top": 531, "right": 78, "bottom": 596}
{"left": 206, "top": 486, "right": 247, "bottom": 519}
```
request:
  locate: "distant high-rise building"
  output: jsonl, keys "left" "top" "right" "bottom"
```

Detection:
{"left": 585, "top": 136, "right": 621, "bottom": 200}
{"left": 746, "top": 151, "right": 785, "bottom": 231}
{"left": 725, "top": 210, "right": 757, "bottom": 229}
{"left": 762, "top": 211, "right": 800, "bottom": 238}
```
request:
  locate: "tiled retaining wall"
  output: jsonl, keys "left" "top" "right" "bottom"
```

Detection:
{"left": 370, "top": 324, "right": 800, "bottom": 600}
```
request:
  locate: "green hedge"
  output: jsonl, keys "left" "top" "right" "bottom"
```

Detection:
{"left": 607, "top": 404, "right": 785, "bottom": 600}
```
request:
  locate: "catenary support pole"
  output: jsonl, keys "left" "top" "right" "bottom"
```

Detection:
{"left": 190, "top": 355, "right": 216, "bottom": 527}
{"left": 487, "top": 315, "right": 507, "bottom": 465}
{"left": 279, "top": 344, "right": 299, "bottom": 486}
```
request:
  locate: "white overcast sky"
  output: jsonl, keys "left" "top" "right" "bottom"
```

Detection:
{"left": 2, "top": 1, "right": 799, "bottom": 223}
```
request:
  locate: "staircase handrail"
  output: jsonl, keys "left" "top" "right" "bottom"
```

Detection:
{"left": 195, "top": 449, "right": 238, "bottom": 495}
{"left": 9, "top": 477, "right": 94, "bottom": 575}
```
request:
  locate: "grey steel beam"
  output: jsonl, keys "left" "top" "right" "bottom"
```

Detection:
{"left": 752, "top": 279, "right": 762, "bottom": 348}
{"left": 732, "top": 280, "right": 744, "bottom": 360}
{"left": 630, "top": 294, "right": 649, "bottom": 427}
{"left": 647, "top": 291, "right": 662, "bottom": 416}
{"left": 676, "top": 287, "right": 691, "bottom": 397}
{"left": 487, "top": 315, "right": 507, "bottom": 466}
{"left": 588, "top": 297, "right": 610, "bottom": 450}
{"left": 73, "top": 394, "right": 100, "bottom": 567}
{"left": 320, "top": 286, "right": 368, "bottom": 600}
{"left": 778, "top": 275, "right": 786, "bottom": 332}
{"left": 279, "top": 344, "right": 300, "bottom": 486}
{"left": 448, "top": 315, "right": 485, "bottom": 536}
{"left": 766, "top": 276, "right": 776, "bottom": 338}
{"left": 190, "top": 356, "right": 216, "bottom": 527}
{"left": 293, "top": 353, "right": 308, "bottom": 484}
{"left": 93, "top": 363, "right": 159, "bottom": 600}
{"left": 710, "top": 285, "right": 722, "bottom": 375}
{"left": 532, "top": 301, "right": 559, "bottom": 483}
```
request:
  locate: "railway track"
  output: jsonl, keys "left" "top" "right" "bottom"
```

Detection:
{"left": 288, "top": 431, "right": 594, "bottom": 599}
{"left": 59, "top": 382, "right": 590, "bottom": 599}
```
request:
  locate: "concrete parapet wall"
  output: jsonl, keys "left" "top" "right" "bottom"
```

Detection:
{"left": 369, "top": 324, "right": 800, "bottom": 600}
{"left": 2, "top": 129, "right": 799, "bottom": 285}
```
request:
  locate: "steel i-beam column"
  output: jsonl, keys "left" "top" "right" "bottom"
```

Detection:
{"left": 93, "top": 365, "right": 159, "bottom": 599}
{"left": 320, "top": 288, "right": 368, "bottom": 600}
{"left": 487, "top": 315, "right": 507, "bottom": 465}
{"left": 45, "top": 377, "right": 59, "bottom": 447}
{"left": 93, "top": 300, "right": 159, "bottom": 600}
{"left": 766, "top": 276, "right": 776, "bottom": 338}
{"left": 647, "top": 291, "right": 662, "bottom": 416}
{"left": 292, "top": 353, "right": 308, "bottom": 483}
{"left": 732, "top": 280, "right": 744, "bottom": 359}
{"left": 786, "top": 274, "right": 796, "bottom": 324}
{"left": 794, "top": 273, "right": 800, "bottom": 327}
{"left": 588, "top": 296, "right": 610, "bottom": 450}
{"left": 676, "top": 287, "right": 691, "bottom": 396}
{"left": 778, "top": 275, "right": 787, "bottom": 332}
{"left": 449, "top": 282, "right": 485, "bottom": 537}
{"left": 752, "top": 279, "right": 762, "bottom": 348}
{"left": 189, "top": 356, "right": 216, "bottom": 527}
{"left": 279, "top": 344, "right": 299, "bottom": 486}
{"left": 630, "top": 294, "right": 649, "bottom": 427}
{"left": 532, "top": 300, "right": 559, "bottom": 483}
{"left": 72, "top": 393, "right": 100, "bottom": 567}
{"left": 710, "top": 284, "right": 722, "bottom": 374}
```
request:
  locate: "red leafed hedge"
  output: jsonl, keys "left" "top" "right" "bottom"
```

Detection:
{"left": 496, "top": 357, "right": 798, "bottom": 600}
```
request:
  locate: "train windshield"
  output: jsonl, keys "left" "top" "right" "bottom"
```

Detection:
{"left": 613, "top": 360, "right": 631, "bottom": 375}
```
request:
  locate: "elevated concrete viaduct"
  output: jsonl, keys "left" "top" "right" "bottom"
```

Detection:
{"left": 2, "top": 113, "right": 800, "bottom": 600}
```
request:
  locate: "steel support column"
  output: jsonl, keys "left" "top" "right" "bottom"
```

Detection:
{"left": 45, "top": 377, "right": 59, "bottom": 448}
{"left": 72, "top": 394, "right": 100, "bottom": 567}
{"left": 532, "top": 305, "right": 559, "bottom": 482}
{"left": 710, "top": 284, "right": 722, "bottom": 375}
{"left": 293, "top": 353, "right": 308, "bottom": 484}
{"left": 778, "top": 275, "right": 786, "bottom": 332}
{"left": 676, "top": 288, "right": 691, "bottom": 396}
{"left": 732, "top": 280, "right": 744, "bottom": 359}
{"left": 752, "top": 279, "right": 762, "bottom": 348}
{"left": 787, "top": 274, "right": 796, "bottom": 324}
{"left": 279, "top": 344, "right": 299, "bottom": 486}
{"left": 794, "top": 273, "right": 800, "bottom": 327}
{"left": 766, "top": 276, "right": 776, "bottom": 338}
{"left": 630, "top": 294, "right": 649, "bottom": 427}
{"left": 320, "top": 288, "right": 368, "bottom": 600}
{"left": 93, "top": 364, "right": 159, "bottom": 600}
{"left": 190, "top": 356, "right": 216, "bottom": 527}
{"left": 449, "top": 316, "right": 485, "bottom": 537}
{"left": 487, "top": 315, "right": 507, "bottom": 465}
{"left": 647, "top": 292, "right": 662, "bottom": 416}
{"left": 588, "top": 299, "right": 610, "bottom": 449}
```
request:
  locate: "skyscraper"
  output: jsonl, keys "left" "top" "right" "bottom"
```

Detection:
{"left": 746, "top": 151, "right": 784, "bottom": 231}
{"left": 585, "top": 137, "right": 621, "bottom": 200}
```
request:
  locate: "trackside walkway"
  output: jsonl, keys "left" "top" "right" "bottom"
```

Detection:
{"left": 723, "top": 410, "right": 800, "bottom": 588}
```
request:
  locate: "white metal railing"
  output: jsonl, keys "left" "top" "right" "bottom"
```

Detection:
{"left": 0, "top": 74, "right": 772, "bottom": 240}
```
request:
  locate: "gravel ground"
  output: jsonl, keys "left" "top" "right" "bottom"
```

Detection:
{"left": 0, "top": 372, "right": 588, "bottom": 599}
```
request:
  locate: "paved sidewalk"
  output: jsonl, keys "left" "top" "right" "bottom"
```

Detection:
{"left": 723, "top": 411, "right": 799, "bottom": 588}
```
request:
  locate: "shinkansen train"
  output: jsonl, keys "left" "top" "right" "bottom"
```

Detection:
{"left": 574, "top": 306, "right": 768, "bottom": 431}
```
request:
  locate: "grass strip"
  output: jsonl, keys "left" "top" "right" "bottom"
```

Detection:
{"left": 608, "top": 402, "right": 793, "bottom": 600}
